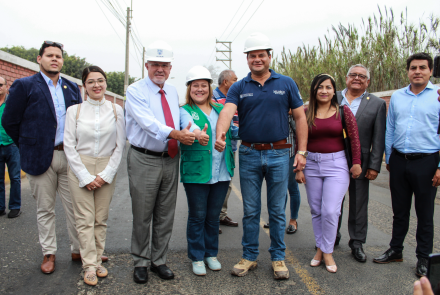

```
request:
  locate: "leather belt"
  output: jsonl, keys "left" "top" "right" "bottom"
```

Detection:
{"left": 241, "top": 139, "right": 292, "bottom": 150}
{"left": 54, "top": 144, "right": 64, "bottom": 151}
{"left": 131, "top": 145, "right": 170, "bottom": 157}
{"left": 393, "top": 149, "right": 437, "bottom": 160}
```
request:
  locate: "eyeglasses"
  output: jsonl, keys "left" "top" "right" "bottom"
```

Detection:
{"left": 44, "top": 41, "right": 64, "bottom": 49}
{"left": 348, "top": 73, "right": 368, "bottom": 80}
{"left": 86, "top": 79, "right": 106, "bottom": 86}
{"left": 149, "top": 63, "right": 170, "bottom": 69}
{"left": 0, "top": 84, "right": 4, "bottom": 87}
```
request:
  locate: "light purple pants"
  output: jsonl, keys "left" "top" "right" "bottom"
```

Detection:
{"left": 304, "top": 151, "right": 350, "bottom": 254}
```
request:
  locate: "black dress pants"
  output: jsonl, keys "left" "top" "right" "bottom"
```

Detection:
{"left": 389, "top": 150, "right": 438, "bottom": 259}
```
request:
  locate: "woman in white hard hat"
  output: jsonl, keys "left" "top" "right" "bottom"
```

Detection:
{"left": 179, "top": 66, "right": 239, "bottom": 276}
{"left": 64, "top": 66, "right": 126, "bottom": 285}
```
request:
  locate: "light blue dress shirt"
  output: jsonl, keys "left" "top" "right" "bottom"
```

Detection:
{"left": 385, "top": 82, "right": 440, "bottom": 166}
{"left": 40, "top": 71, "right": 65, "bottom": 146}
{"left": 125, "top": 76, "right": 199, "bottom": 152}
{"left": 340, "top": 88, "right": 366, "bottom": 116}
{"left": 180, "top": 106, "right": 239, "bottom": 184}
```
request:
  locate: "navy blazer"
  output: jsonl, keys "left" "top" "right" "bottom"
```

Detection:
{"left": 2, "top": 72, "right": 82, "bottom": 176}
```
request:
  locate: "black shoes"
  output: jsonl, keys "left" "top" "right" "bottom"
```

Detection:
{"left": 286, "top": 223, "right": 298, "bottom": 234}
{"left": 416, "top": 258, "right": 428, "bottom": 277}
{"left": 0, "top": 210, "right": 5, "bottom": 216}
{"left": 7, "top": 209, "right": 21, "bottom": 218}
{"left": 263, "top": 223, "right": 270, "bottom": 229}
{"left": 351, "top": 248, "right": 367, "bottom": 262}
{"left": 133, "top": 267, "right": 148, "bottom": 284}
{"left": 150, "top": 264, "right": 174, "bottom": 280}
{"left": 373, "top": 248, "right": 403, "bottom": 264}
{"left": 334, "top": 236, "right": 341, "bottom": 246}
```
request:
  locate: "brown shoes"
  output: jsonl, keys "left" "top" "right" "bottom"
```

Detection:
{"left": 220, "top": 216, "right": 238, "bottom": 227}
{"left": 272, "top": 261, "right": 289, "bottom": 280}
{"left": 84, "top": 271, "right": 98, "bottom": 286}
{"left": 231, "top": 258, "right": 258, "bottom": 277}
{"left": 41, "top": 254, "right": 56, "bottom": 274}
{"left": 96, "top": 265, "right": 108, "bottom": 278}
{"left": 72, "top": 253, "right": 108, "bottom": 263}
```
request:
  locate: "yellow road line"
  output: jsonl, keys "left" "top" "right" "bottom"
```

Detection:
{"left": 231, "top": 183, "right": 323, "bottom": 295}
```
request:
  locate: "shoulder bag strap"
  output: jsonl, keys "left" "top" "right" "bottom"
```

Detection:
{"left": 112, "top": 103, "right": 117, "bottom": 122}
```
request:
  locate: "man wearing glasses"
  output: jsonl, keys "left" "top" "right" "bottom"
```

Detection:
{"left": 335, "top": 64, "right": 387, "bottom": 263}
{"left": 2, "top": 41, "right": 85, "bottom": 274}
{"left": 0, "top": 77, "right": 21, "bottom": 219}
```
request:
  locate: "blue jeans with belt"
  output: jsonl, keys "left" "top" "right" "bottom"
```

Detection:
{"left": 0, "top": 143, "right": 21, "bottom": 211}
{"left": 183, "top": 181, "right": 230, "bottom": 261}
{"left": 239, "top": 144, "right": 289, "bottom": 261}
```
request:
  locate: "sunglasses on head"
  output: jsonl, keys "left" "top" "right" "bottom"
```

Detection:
{"left": 44, "top": 41, "right": 64, "bottom": 49}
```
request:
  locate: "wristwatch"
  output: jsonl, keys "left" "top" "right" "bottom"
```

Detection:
{"left": 297, "top": 151, "right": 309, "bottom": 158}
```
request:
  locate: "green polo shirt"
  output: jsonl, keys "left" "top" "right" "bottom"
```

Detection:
{"left": 0, "top": 98, "right": 14, "bottom": 146}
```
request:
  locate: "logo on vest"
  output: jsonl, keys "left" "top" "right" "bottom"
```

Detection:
{"left": 273, "top": 90, "right": 285, "bottom": 95}
{"left": 191, "top": 111, "right": 199, "bottom": 120}
{"left": 240, "top": 93, "right": 253, "bottom": 98}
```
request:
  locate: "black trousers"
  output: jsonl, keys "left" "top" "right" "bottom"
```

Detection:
{"left": 336, "top": 177, "right": 370, "bottom": 249}
{"left": 389, "top": 150, "right": 438, "bottom": 259}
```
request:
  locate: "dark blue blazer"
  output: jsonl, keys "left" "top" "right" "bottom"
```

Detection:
{"left": 2, "top": 72, "right": 82, "bottom": 175}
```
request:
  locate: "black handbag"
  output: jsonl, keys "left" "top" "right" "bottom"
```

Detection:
{"left": 339, "top": 105, "right": 353, "bottom": 168}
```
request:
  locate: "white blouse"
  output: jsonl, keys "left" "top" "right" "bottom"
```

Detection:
{"left": 64, "top": 98, "right": 126, "bottom": 187}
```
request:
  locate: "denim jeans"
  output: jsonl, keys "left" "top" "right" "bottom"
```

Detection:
{"left": 0, "top": 143, "right": 21, "bottom": 211}
{"left": 183, "top": 181, "right": 230, "bottom": 261}
{"left": 239, "top": 144, "right": 289, "bottom": 261}
{"left": 287, "top": 156, "right": 301, "bottom": 220}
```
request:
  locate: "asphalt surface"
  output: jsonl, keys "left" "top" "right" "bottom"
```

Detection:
{"left": 1, "top": 143, "right": 439, "bottom": 294}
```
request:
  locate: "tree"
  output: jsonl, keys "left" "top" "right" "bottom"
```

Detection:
{"left": 205, "top": 64, "right": 220, "bottom": 88}
{"left": 106, "top": 71, "right": 137, "bottom": 96}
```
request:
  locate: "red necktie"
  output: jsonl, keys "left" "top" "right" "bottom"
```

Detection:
{"left": 159, "top": 89, "right": 178, "bottom": 158}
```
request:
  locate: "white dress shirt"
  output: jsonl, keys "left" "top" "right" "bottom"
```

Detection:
{"left": 64, "top": 98, "right": 126, "bottom": 187}
{"left": 125, "top": 76, "right": 198, "bottom": 152}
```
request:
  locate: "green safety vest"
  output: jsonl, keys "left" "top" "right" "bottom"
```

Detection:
{"left": 180, "top": 103, "right": 235, "bottom": 183}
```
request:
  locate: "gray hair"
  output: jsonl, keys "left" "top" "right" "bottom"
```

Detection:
{"left": 346, "top": 64, "right": 370, "bottom": 80}
{"left": 0, "top": 76, "right": 6, "bottom": 85}
{"left": 218, "top": 69, "right": 235, "bottom": 86}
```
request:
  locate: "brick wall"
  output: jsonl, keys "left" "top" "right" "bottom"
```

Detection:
{"left": 0, "top": 60, "right": 35, "bottom": 87}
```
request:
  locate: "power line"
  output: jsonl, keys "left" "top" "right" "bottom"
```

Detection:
{"left": 94, "top": 0, "right": 125, "bottom": 46}
{"left": 232, "top": 0, "right": 265, "bottom": 42}
{"left": 225, "top": 0, "right": 255, "bottom": 40}
{"left": 218, "top": 0, "right": 246, "bottom": 40}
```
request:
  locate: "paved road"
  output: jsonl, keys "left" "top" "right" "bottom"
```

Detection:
{"left": 1, "top": 144, "right": 439, "bottom": 294}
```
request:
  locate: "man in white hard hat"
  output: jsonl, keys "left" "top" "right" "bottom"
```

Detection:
{"left": 215, "top": 32, "right": 308, "bottom": 280}
{"left": 125, "top": 40, "right": 198, "bottom": 284}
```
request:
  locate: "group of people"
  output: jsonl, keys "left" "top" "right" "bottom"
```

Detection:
{"left": 1, "top": 32, "right": 439, "bottom": 287}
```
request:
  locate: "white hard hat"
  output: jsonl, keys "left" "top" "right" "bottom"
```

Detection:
{"left": 243, "top": 32, "right": 273, "bottom": 53}
{"left": 185, "top": 66, "right": 213, "bottom": 86}
{"left": 145, "top": 40, "right": 174, "bottom": 62}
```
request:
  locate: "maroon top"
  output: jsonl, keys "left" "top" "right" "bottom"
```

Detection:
{"left": 303, "top": 105, "right": 361, "bottom": 165}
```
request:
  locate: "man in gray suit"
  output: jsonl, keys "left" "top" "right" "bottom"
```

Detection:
{"left": 336, "top": 64, "right": 387, "bottom": 262}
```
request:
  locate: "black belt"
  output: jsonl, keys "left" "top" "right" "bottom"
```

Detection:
{"left": 131, "top": 145, "right": 170, "bottom": 157}
{"left": 393, "top": 149, "right": 437, "bottom": 160}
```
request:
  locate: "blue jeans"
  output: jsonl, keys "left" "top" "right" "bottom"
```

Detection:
{"left": 0, "top": 143, "right": 21, "bottom": 211}
{"left": 239, "top": 144, "right": 289, "bottom": 261}
{"left": 183, "top": 181, "right": 230, "bottom": 261}
{"left": 287, "top": 156, "right": 301, "bottom": 220}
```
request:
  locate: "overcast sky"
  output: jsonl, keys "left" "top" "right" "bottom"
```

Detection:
{"left": 1, "top": 0, "right": 439, "bottom": 101}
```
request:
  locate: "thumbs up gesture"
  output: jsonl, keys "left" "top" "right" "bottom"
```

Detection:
{"left": 179, "top": 121, "right": 196, "bottom": 145}
{"left": 198, "top": 123, "right": 210, "bottom": 146}
{"left": 215, "top": 132, "right": 226, "bottom": 152}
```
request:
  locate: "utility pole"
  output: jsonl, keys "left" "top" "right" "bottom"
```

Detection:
{"left": 124, "top": 5, "right": 132, "bottom": 96}
{"left": 142, "top": 47, "right": 145, "bottom": 79}
{"left": 216, "top": 40, "right": 232, "bottom": 69}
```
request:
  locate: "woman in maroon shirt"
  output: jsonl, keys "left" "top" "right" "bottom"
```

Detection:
{"left": 296, "top": 74, "right": 362, "bottom": 273}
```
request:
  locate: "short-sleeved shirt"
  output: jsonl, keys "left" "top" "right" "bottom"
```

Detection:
{"left": 226, "top": 69, "right": 303, "bottom": 143}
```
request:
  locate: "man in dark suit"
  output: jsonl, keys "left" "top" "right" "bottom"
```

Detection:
{"left": 2, "top": 41, "right": 83, "bottom": 274}
{"left": 336, "top": 64, "right": 387, "bottom": 262}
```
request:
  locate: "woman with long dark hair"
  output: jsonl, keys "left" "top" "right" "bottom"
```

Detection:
{"left": 296, "top": 74, "right": 362, "bottom": 273}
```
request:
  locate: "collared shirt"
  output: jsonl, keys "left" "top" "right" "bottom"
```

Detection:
{"left": 0, "top": 96, "right": 14, "bottom": 146}
{"left": 180, "top": 107, "right": 238, "bottom": 184}
{"left": 40, "top": 71, "right": 65, "bottom": 146}
{"left": 226, "top": 69, "right": 303, "bottom": 143}
{"left": 385, "top": 81, "right": 440, "bottom": 166}
{"left": 213, "top": 87, "right": 238, "bottom": 152}
{"left": 125, "top": 76, "right": 199, "bottom": 152}
{"left": 340, "top": 88, "right": 366, "bottom": 116}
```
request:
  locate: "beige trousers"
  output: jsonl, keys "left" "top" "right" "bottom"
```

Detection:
{"left": 27, "top": 150, "right": 80, "bottom": 255}
{"left": 68, "top": 154, "right": 115, "bottom": 271}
